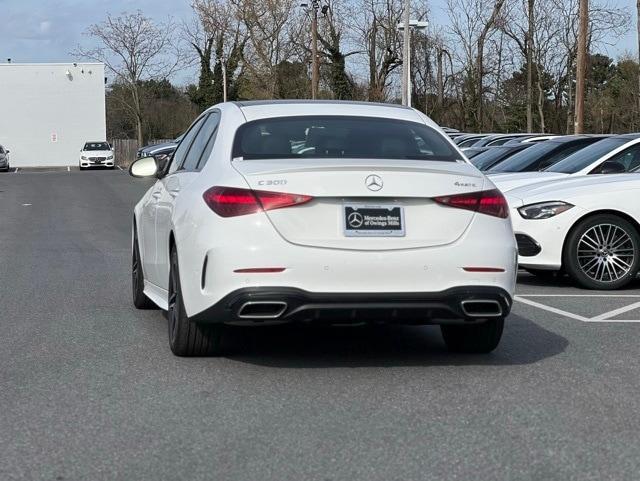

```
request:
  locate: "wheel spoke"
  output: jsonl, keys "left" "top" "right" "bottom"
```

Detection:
{"left": 580, "top": 234, "right": 600, "bottom": 251}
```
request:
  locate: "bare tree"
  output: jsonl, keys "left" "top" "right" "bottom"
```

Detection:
{"left": 354, "top": 0, "right": 404, "bottom": 102}
{"left": 232, "top": 0, "right": 302, "bottom": 98}
{"left": 74, "top": 11, "right": 182, "bottom": 144}
{"left": 185, "top": 0, "right": 246, "bottom": 108}
{"left": 447, "top": 0, "right": 506, "bottom": 130}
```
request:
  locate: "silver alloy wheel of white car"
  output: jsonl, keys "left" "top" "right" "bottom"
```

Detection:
{"left": 577, "top": 223, "right": 635, "bottom": 283}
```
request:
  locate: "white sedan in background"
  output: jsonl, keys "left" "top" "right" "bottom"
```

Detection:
{"left": 508, "top": 172, "right": 640, "bottom": 289}
{"left": 128, "top": 100, "right": 517, "bottom": 356}
{"left": 492, "top": 134, "right": 640, "bottom": 192}
{"left": 79, "top": 141, "right": 115, "bottom": 169}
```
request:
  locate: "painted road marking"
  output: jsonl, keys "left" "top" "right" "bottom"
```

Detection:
{"left": 515, "top": 295, "right": 640, "bottom": 323}
{"left": 517, "top": 294, "right": 640, "bottom": 298}
{"left": 515, "top": 296, "right": 589, "bottom": 322}
{"left": 117, "top": 166, "right": 124, "bottom": 171}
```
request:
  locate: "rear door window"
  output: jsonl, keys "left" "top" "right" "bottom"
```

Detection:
{"left": 168, "top": 115, "right": 207, "bottom": 175}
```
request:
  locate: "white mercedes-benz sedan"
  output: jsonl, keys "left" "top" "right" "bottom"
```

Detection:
{"left": 79, "top": 141, "right": 115, "bottom": 169}
{"left": 508, "top": 172, "right": 640, "bottom": 289}
{"left": 129, "top": 100, "right": 517, "bottom": 356}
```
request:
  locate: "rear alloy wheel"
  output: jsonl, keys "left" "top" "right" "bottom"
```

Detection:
{"left": 564, "top": 214, "right": 640, "bottom": 290}
{"left": 132, "top": 231, "right": 155, "bottom": 309}
{"left": 168, "top": 247, "right": 223, "bottom": 356}
{"left": 441, "top": 317, "right": 504, "bottom": 353}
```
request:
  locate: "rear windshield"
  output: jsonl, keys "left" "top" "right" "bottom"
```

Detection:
{"left": 545, "top": 137, "right": 627, "bottom": 173}
{"left": 232, "top": 116, "right": 460, "bottom": 162}
{"left": 84, "top": 142, "right": 110, "bottom": 151}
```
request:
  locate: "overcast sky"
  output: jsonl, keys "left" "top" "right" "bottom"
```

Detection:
{"left": 1, "top": 0, "right": 637, "bottom": 86}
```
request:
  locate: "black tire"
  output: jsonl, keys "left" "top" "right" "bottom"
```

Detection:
{"left": 563, "top": 214, "right": 640, "bottom": 290}
{"left": 524, "top": 268, "right": 558, "bottom": 279}
{"left": 168, "top": 246, "right": 223, "bottom": 356}
{"left": 132, "top": 230, "right": 155, "bottom": 309}
{"left": 441, "top": 317, "right": 504, "bottom": 353}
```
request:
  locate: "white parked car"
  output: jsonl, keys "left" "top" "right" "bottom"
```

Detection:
{"left": 79, "top": 141, "right": 115, "bottom": 169}
{"left": 0, "top": 144, "right": 10, "bottom": 172}
{"left": 492, "top": 134, "right": 640, "bottom": 192}
{"left": 508, "top": 172, "right": 640, "bottom": 289}
{"left": 129, "top": 100, "right": 517, "bottom": 356}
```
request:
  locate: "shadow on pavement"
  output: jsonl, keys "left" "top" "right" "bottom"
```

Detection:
{"left": 517, "top": 271, "right": 640, "bottom": 291}
{"left": 222, "top": 313, "right": 568, "bottom": 368}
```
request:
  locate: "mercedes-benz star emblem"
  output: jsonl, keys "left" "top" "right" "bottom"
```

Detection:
{"left": 347, "top": 212, "right": 364, "bottom": 228}
{"left": 365, "top": 174, "right": 383, "bottom": 192}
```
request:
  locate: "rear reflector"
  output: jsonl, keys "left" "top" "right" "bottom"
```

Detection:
{"left": 203, "top": 186, "right": 312, "bottom": 217}
{"left": 234, "top": 268, "right": 286, "bottom": 273}
{"left": 433, "top": 189, "right": 509, "bottom": 218}
{"left": 463, "top": 267, "right": 506, "bottom": 273}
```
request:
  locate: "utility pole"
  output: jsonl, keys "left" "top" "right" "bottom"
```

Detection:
{"left": 401, "top": 0, "right": 410, "bottom": 106}
{"left": 574, "top": 0, "right": 588, "bottom": 134}
{"left": 526, "top": 0, "right": 534, "bottom": 133}
{"left": 311, "top": 0, "right": 319, "bottom": 99}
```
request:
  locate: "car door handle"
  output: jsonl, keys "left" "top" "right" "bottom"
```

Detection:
{"left": 169, "top": 188, "right": 180, "bottom": 198}
{"left": 151, "top": 190, "right": 162, "bottom": 200}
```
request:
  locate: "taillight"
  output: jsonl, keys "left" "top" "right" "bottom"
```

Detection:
{"left": 203, "top": 186, "right": 312, "bottom": 217}
{"left": 433, "top": 189, "right": 509, "bottom": 218}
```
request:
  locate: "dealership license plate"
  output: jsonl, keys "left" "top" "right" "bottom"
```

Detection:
{"left": 343, "top": 205, "right": 405, "bottom": 237}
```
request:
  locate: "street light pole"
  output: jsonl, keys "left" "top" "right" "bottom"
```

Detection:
{"left": 398, "top": 20, "right": 428, "bottom": 108}
{"left": 401, "top": 0, "right": 410, "bottom": 106}
{"left": 221, "top": 59, "right": 228, "bottom": 103}
{"left": 311, "top": 0, "right": 319, "bottom": 99}
{"left": 574, "top": 0, "right": 588, "bottom": 134}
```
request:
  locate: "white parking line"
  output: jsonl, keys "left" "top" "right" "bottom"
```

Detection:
{"left": 515, "top": 295, "right": 640, "bottom": 323}
{"left": 117, "top": 166, "right": 124, "bottom": 171}
{"left": 14, "top": 168, "right": 19, "bottom": 173}
{"left": 515, "top": 296, "right": 589, "bottom": 322}
{"left": 590, "top": 301, "right": 640, "bottom": 321}
{"left": 67, "top": 166, "right": 70, "bottom": 172}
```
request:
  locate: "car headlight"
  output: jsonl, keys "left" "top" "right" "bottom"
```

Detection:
{"left": 518, "top": 201, "right": 574, "bottom": 220}
{"left": 107, "top": 155, "right": 114, "bottom": 160}
{"left": 81, "top": 155, "right": 88, "bottom": 160}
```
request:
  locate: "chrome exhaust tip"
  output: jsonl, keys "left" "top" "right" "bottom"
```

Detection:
{"left": 237, "top": 301, "right": 288, "bottom": 319}
{"left": 460, "top": 300, "right": 503, "bottom": 318}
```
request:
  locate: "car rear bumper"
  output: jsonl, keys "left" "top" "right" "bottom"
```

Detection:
{"left": 190, "top": 286, "right": 513, "bottom": 325}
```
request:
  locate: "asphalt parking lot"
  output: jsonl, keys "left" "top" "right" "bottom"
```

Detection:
{"left": 1, "top": 169, "right": 640, "bottom": 481}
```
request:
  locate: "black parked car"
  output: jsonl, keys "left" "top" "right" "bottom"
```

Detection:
{"left": 487, "top": 135, "right": 611, "bottom": 174}
{"left": 465, "top": 144, "right": 534, "bottom": 171}
{"left": 136, "top": 134, "right": 184, "bottom": 159}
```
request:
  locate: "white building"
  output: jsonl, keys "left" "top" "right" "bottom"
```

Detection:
{"left": 0, "top": 63, "right": 106, "bottom": 168}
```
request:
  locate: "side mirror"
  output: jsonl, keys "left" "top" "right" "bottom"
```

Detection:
{"left": 5, "top": 150, "right": 9, "bottom": 154}
{"left": 595, "top": 160, "right": 626, "bottom": 175}
{"left": 129, "top": 156, "right": 158, "bottom": 178}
